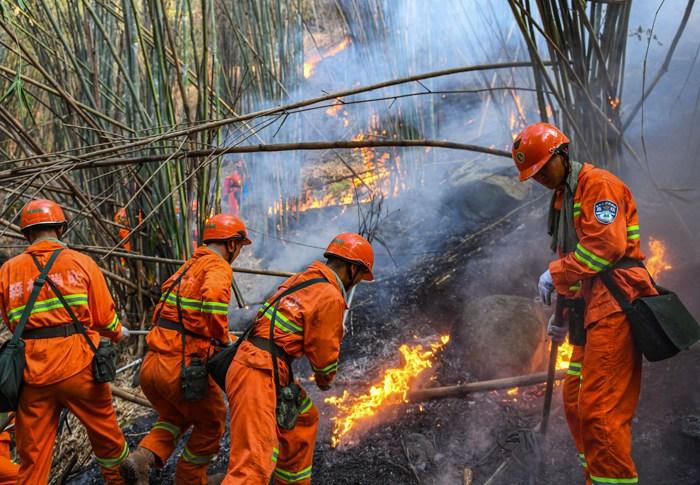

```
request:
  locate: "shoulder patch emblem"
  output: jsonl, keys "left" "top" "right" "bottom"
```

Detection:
{"left": 593, "top": 200, "right": 618, "bottom": 225}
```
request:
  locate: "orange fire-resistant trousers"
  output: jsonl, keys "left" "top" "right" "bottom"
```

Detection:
{"left": 562, "top": 311, "right": 642, "bottom": 485}
{"left": 139, "top": 351, "right": 226, "bottom": 484}
{"left": 223, "top": 344, "right": 318, "bottom": 485}
{"left": 15, "top": 364, "right": 128, "bottom": 484}
{"left": 0, "top": 430, "right": 18, "bottom": 485}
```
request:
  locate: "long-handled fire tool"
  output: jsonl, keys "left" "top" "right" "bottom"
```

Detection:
{"left": 483, "top": 294, "right": 566, "bottom": 485}
{"left": 540, "top": 294, "right": 566, "bottom": 436}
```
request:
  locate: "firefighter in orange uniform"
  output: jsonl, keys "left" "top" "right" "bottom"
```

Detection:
{"left": 222, "top": 233, "right": 374, "bottom": 485}
{"left": 0, "top": 414, "right": 18, "bottom": 485}
{"left": 0, "top": 199, "right": 130, "bottom": 484}
{"left": 121, "top": 214, "right": 251, "bottom": 484}
{"left": 114, "top": 207, "right": 133, "bottom": 252}
{"left": 513, "top": 123, "right": 657, "bottom": 485}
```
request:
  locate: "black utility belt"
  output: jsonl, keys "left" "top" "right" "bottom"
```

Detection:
{"left": 247, "top": 335, "right": 293, "bottom": 366}
{"left": 23, "top": 323, "right": 80, "bottom": 340}
{"left": 156, "top": 317, "right": 210, "bottom": 341}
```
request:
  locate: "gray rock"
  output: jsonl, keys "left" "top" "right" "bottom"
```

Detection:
{"left": 450, "top": 294, "right": 548, "bottom": 379}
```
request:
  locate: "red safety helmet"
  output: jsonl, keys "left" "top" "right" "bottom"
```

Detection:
{"left": 20, "top": 199, "right": 67, "bottom": 232}
{"left": 512, "top": 123, "right": 569, "bottom": 181}
{"left": 202, "top": 214, "right": 251, "bottom": 245}
{"left": 324, "top": 233, "right": 374, "bottom": 281}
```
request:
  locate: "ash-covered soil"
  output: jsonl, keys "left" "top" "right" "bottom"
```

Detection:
{"left": 69, "top": 178, "right": 700, "bottom": 484}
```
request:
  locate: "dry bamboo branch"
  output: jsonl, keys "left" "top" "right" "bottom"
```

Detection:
{"left": 109, "top": 385, "right": 152, "bottom": 408}
{"left": 407, "top": 369, "right": 567, "bottom": 402}
{"left": 32, "top": 61, "right": 548, "bottom": 165}
{"left": 0, "top": 140, "right": 511, "bottom": 179}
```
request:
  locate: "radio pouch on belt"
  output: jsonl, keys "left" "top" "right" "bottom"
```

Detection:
{"left": 600, "top": 258, "right": 700, "bottom": 362}
{"left": 155, "top": 264, "right": 209, "bottom": 401}
{"left": 566, "top": 298, "right": 586, "bottom": 346}
{"left": 31, "top": 252, "right": 117, "bottom": 383}
{"left": 0, "top": 249, "right": 62, "bottom": 412}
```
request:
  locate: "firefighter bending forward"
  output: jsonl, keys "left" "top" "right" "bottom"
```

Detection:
{"left": 223, "top": 233, "right": 374, "bottom": 485}
{"left": 0, "top": 199, "right": 130, "bottom": 484}
{"left": 122, "top": 215, "right": 252, "bottom": 484}
{"left": 513, "top": 123, "right": 656, "bottom": 485}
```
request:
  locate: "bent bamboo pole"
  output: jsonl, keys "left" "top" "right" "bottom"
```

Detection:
{"left": 408, "top": 369, "right": 567, "bottom": 402}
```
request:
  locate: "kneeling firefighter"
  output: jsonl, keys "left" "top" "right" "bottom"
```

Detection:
{"left": 121, "top": 215, "right": 251, "bottom": 484}
{"left": 0, "top": 199, "right": 130, "bottom": 484}
{"left": 220, "top": 233, "right": 374, "bottom": 485}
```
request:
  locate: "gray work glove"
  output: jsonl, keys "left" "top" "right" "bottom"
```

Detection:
{"left": 119, "top": 325, "right": 131, "bottom": 341}
{"left": 538, "top": 269, "right": 555, "bottom": 306}
{"left": 547, "top": 313, "right": 568, "bottom": 344}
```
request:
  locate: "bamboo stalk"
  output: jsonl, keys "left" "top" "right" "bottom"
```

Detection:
{"left": 407, "top": 369, "right": 567, "bottom": 402}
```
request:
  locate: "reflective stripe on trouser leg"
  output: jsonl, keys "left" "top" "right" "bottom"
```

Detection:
{"left": 152, "top": 421, "right": 181, "bottom": 442}
{"left": 95, "top": 441, "right": 130, "bottom": 468}
{"left": 275, "top": 387, "right": 318, "bottom": 485}
{"left": 562, "top": 346, "right": 587, "bottom": 482}
{"left": 274, "top": 466, "right": 312, "bottom": 483}
{"left": 181, "top": 446, "right": 214, "bottom": 465}
{"left": 580, "top": 312, "right": 641, "bottom": 484}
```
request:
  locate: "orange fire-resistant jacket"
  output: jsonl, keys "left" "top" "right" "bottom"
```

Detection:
{"left": 244, "top": 260, "right": 347, "bottom": 388}
{"left": 147, "top": 245, "right": 232, "bottom": 360}
{"left": 549, "top": 163, "right": 656, "bottom": 326}
{"left": 0, "top": 239, "right": 123, "bottom": 386}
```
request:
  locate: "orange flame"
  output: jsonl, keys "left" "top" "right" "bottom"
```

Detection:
{"left": 325, "top": 335, "right": 450, "bottom": 448}
{"left": 647, "top": 237, "right": 672, "bottom": 280}
{"left": 555, "top": 340, "right": 573, "bottom": 370}
{"left": 304, "top": 37, "right": 351, "bottom": 79}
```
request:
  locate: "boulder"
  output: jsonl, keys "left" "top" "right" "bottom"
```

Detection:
{"left": 449, "top": 294, "right": 548, "bottom": 380}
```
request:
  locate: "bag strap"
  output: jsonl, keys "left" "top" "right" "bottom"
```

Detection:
{"left": 267, "top": 277, "right": 329, "bottom": 394}
{"left": 31, "top": 252, "right": 99, "bottom": 355}
{"left": 152, "top": 263, "right": 193, "bottom": 369}
{"left": 153, "top": 263, "right": 193, "bottom": 324}
{"left": 10, "top": 249, "right": 63, "bottom": 345}
{"left": 599, "top": 257, "right": 647, "bottom": 313}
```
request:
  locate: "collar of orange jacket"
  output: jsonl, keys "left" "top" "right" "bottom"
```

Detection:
{"left": 25, "top": 238, "right": 67, "bottom": 254}
{"left": 193, "top": 244, "right": 229, "bottom": 264}
{"left": 308, "top": 260, "right": 348, "bottom": 308}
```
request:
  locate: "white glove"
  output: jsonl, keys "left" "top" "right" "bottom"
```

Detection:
{"left": 538, "top": 269, "right": 555, "bottom": 306}
{"left": 120, "top": 325, "right": 131, "bottom": 341}
{"left": 547, "top": 313, "right": 568, "bottom": 344}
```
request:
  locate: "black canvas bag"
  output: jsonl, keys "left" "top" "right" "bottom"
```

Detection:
{"left": 31, "top": 253, "right": 117, "bottom": 383}
{"left": 207, "top": 278, "right": 327, "bottom": 400}
{"left": 0, "top": 249, "right": 62, "bottom": 411}
{"left": 600, "top": 258, "right": 700, "bottom": 362}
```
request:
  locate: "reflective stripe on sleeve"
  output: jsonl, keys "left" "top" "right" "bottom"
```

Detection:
{"left": 272, "top": 447, "right": 279, "bottom": 463}
{"left": 590, "top": 476, "right": 638, "bottom": 484}
{"left": 95, "top": 442, "right": 129, "bottom": 468}
{"left": 626, "top": 225, "right": 640, "bottom": 240}
{"left": 104, "top": 313, "right": 120, "bottom": 331}
{"left": 311, "top": 361, "right": 338, "bottom": 376}
{"left": 574, "top": 243, "right": 612, "bottom": 273}
{"left": 274, "top": 465, "right": 312, "bottom": 483}
{"left": 573, "top": 202, "right": 582, "bottom": 218}
{"left": 8, "top": 293, "right": 89, "bottom": 323}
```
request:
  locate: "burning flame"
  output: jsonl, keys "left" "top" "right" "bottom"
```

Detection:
{"left": 609, "top": 97, "right": 621, "bottom": 111}
{"left": 304, "top": 37, "right": 351, "bottom": 79}
{"left": 647, "top": 237, "right": 672, "bottom": 280}
{"left": 325, "top": 335, "right": 449, "bottom": 448}
{"left": 555, "top": 340, "right": 573, "bottom": 370}
{"left": 294, "top": 116, "right": 405, "bottom": 213}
